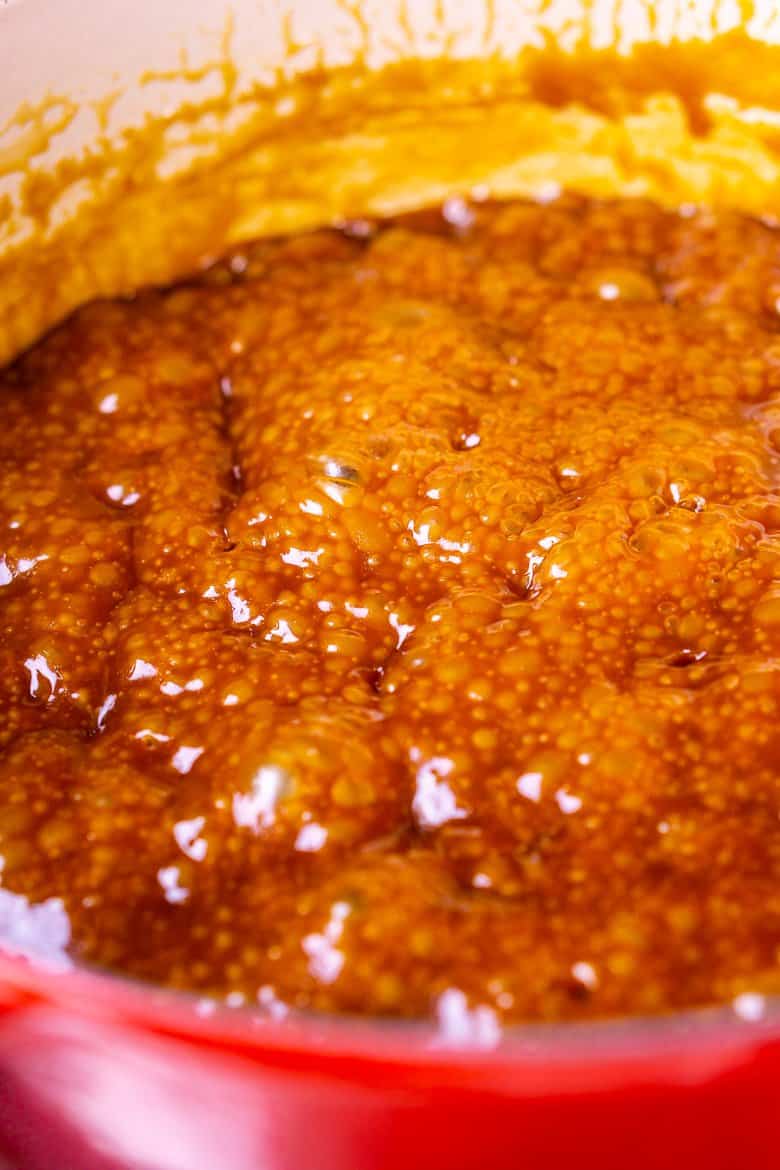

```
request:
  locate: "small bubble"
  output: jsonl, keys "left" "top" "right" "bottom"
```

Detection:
{"left": 587, "top": 268, "right": 658, "bottom": 303}
{"left": 340, "top": 218, "right": 375, "bottom": 240}
{"left": 571, "top": 961, "right": 598, "bottom": 990}
{"left": 443, "top": 197, "right": 475, "bottom": 231}
{"left": 666, "top": 649, "right": 707, "bottom": 669}
{"left": 452, "top": 430, "right": 481, "bottom": 451}
{"left": 319, "top": 457, "right": 360, "bottom": 483}
{"left": 733, "top": 992, "right": 766, "bottom": 1022}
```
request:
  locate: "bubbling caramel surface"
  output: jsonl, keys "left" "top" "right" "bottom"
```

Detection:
{"left": 1, "top": 195, "right": 780, "bottom": 1022}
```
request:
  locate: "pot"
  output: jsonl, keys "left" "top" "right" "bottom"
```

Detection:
{"left": 1, "top": 3, "right": 780, "bottom": 1167}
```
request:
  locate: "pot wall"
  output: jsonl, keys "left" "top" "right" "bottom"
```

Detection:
{"left": 2, "top": 0, "right": 780, "bottom": 364}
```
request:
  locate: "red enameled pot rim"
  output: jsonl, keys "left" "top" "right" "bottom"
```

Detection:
{"left": 1, "top": 950, "right": 778, "bottom": 1096}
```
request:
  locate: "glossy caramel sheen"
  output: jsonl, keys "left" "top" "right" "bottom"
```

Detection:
{"left": 2, "top": 196, "right": 780, "bottom": 1023}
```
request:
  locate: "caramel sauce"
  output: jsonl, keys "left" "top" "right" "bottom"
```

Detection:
{"left": 1, "top": 195, "right": 779, "bottom": 1021}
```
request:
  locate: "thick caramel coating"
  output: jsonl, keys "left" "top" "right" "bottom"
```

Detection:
{"left": 1, "top": 196, "right": 780, "bottom": 1022}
